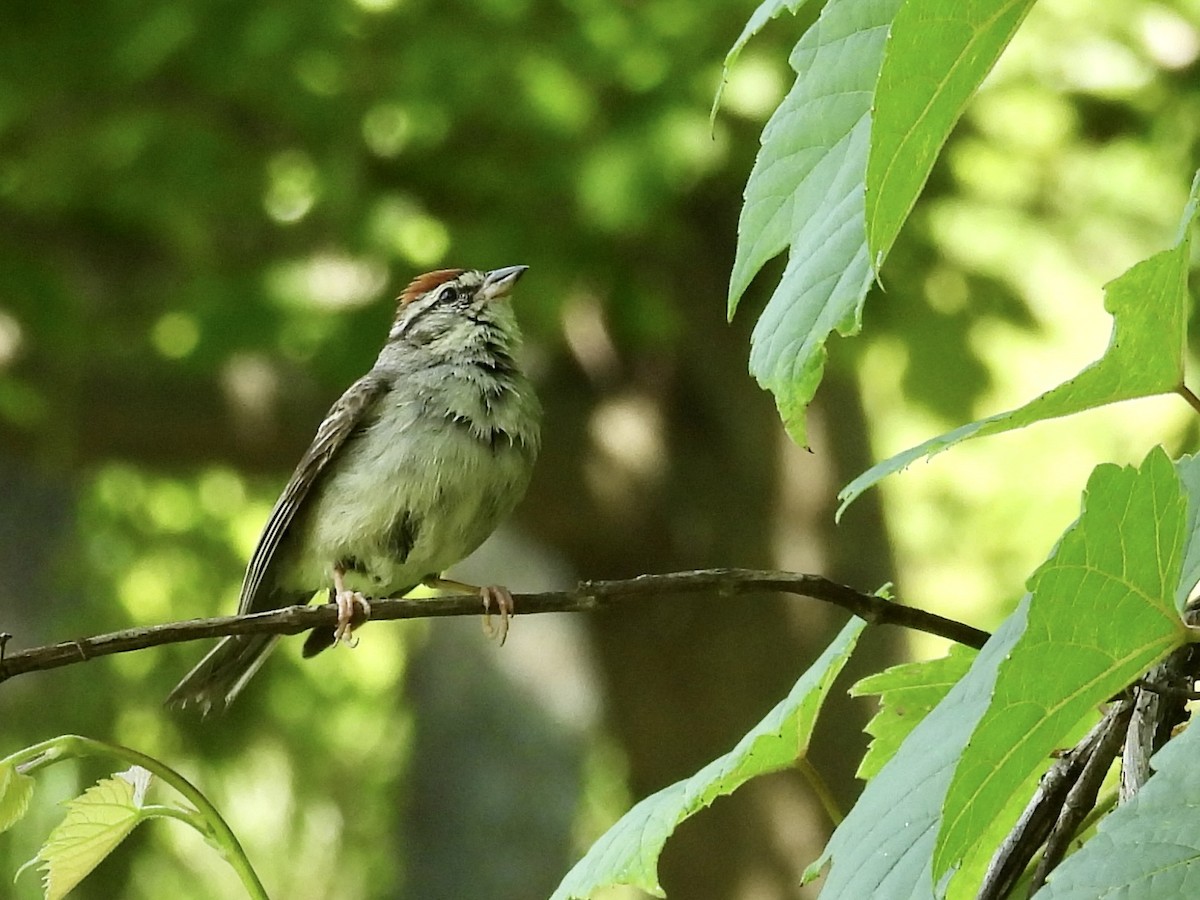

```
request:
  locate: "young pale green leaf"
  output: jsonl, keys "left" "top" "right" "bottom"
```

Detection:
{"left": 1037, "top": 706, "right": 1200, "bottom": 899}
{"left": 812, "top": 601, "right": 1027, "bottom": 897}
{"left": 850, "top": 645, "right": 977, "bottom": 781}
{"left": 866, "top": 0, "right": 1037, "bottom": 267}
{"left": 36, "top": 767, "right": 153, "bottom": 900}
{"left": 552, "top": 617, "right": 866, "bottom": 900}
{"left": 712, "top": 0, "right": 815, "bottom": 121}
{"left": 729, "top": 0, "right": 903, "bottom": 446}
{"left": 838, "top": 170, "right": 1200, "bottom": 517}
{"left": 934, "top": 448, "right": 1189, "bottom": 897}
{"left": 0, "top": 762, "right": 35, "bottom": 834}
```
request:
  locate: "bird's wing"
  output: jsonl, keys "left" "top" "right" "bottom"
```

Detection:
{"left": 238, "top": 373, "right": 387, "bottom": 614}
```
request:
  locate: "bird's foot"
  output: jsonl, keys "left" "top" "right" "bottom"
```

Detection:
{"left": 423, "top": 576, "right": 515, "bottom": 646}
{"left": 480, "top": 584, "right": 514, "bottom": 647}
{"left": 333, "top": 590, "right": 372, "bottom": 648}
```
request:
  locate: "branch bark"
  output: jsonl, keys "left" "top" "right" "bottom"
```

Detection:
{"left": 0, "top": 568, "right": 989, "bottom": 683}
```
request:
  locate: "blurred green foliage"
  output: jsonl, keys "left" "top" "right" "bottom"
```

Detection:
{"left": 0, "top": 0, "right": 1198, "bottom": 896}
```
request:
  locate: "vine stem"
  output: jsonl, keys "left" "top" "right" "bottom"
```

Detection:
{"left": 6, "top": 735, "right": 268, "bottom": 900}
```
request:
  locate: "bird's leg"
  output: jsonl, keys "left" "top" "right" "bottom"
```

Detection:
{"left": 332, "top": 566, "right": 372, "bottom": 648}
{"left": 423, "top": 576, "right": 515, "bottom": 646}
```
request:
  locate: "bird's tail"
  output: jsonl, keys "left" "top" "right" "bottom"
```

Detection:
{"left": 165, "top": 634, "right": 279, "bottom": 715}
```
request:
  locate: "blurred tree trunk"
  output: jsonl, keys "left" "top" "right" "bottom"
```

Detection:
{"left": 524, "top": 243, "right": 899, "bottom": 896}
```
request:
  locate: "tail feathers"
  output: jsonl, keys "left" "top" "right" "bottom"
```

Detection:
{"left": 165, "top": 634, "right": 279, "bottom": 715}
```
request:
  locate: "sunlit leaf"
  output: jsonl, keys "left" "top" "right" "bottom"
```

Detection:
{"left": 934, "top": 448, "right": 1189, "bottom": 897}
{"left": 552, "top": 617, "right": 866, "bottom": 899}
{"left": 729, "top": 0, "right": 904, "bottom": 446}
{"left": 850, "top": 645, "right": 976, "bottom": 781}
{"left": 866, "top": 0, "right": 1038, "bottom": 266}
{"left": 0, "top": 762, "right": 35, "bottom": 834}
{"left": 838, "top": 170, "right": 1200, "bottom": 517}
{"left": 36, "top": 767, "right": 153, "bottom": 900}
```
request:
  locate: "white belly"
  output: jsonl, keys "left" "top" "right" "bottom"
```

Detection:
{"left": 283, "top": 402, "right": 535, "bottom": 596}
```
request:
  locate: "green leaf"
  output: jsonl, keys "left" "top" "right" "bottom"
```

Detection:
{"left": 812, "top": 601, "right": 1027, "bottom": 897}
{"left": 36, "top": 767, "right": 153, "bottom": 900}
{"left": 865, "top": 0, "right": 1037, "bottom": 267}
{"left": 552, "top": 617, "right": 866, "bottom": 899}
{"left": 838, "top": 170, "right": 1200, "bottom": 517}
{"left": 850, "top": 645, "right": 977, "bottom": 781}
{"left": 712, "top": 0, "right": 816, "bottom": 122}
{"left": 728, "top": 0, "right": 903, "bottom": 446}
{"left": 1173, "top": 452, "right": 1200, "bottom": 612}
{"left": 0, "top": 762, "right": 35, "bottom": 833}
{"left": 934, "top": 448, "right": 1189, "bottom": 896}
{"left": 1037, "top": 709, "right": 1200, "bottom": 898}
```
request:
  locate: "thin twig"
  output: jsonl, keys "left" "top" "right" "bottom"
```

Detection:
{"left": 0, "top": 568, "right": 990, "bottom": 684}
{"left": 1029, "top": 699, "right": 1133, "bottom": 894}
{"left": 979, "top": 704, "right": 1126, "bottom": 900}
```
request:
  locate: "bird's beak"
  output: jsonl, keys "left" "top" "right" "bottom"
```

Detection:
{"left": 479, "top": 265, "right": 529, "bottom": 301}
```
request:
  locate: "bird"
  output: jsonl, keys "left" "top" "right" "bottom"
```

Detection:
{"left": 167, "top": 265, "right": 542, "bottom": 714}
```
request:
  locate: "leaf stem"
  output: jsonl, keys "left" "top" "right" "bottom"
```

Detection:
{"left": 797, "top": 758, "right": 844, "bottom": 826}
{"left": 1177, "top": 384, "right": 1200, "bottom": 416}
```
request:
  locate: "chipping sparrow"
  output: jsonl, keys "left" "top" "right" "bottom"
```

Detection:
{"left": 167, "top": 265, "right": 542, "bottom": 713}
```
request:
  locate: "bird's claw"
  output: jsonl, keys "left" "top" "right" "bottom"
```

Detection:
{"left": 480, "top": 585, "right": 514, "bottom": 647}
{"left": 333, "top": 591, "right": 372, "bottom": 648}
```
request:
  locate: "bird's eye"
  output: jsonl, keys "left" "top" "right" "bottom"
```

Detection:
{"left": 437, "top": 286, "right": 458, "bottom": 303}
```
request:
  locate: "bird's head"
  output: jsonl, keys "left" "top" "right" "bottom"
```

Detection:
{"left": 388, "top": 265, "right": 528, "bottom": 351}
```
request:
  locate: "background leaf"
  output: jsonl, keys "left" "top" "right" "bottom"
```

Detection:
{"left": 839, "top": 169, "right": 1200, "bottom": 516}
{"left": 728, "top": 0, "right": 903, "bottom": 445}
{"left": 552, "top": 617, "right": 866, "bottom": 899}
{"left": 866, "top": 0, "right": 1038, "bottom": 266}
{"left": 934, "top": 447, "right": 1189, "bottom": 896}
{"left": 850, "top": 645, "right": 977, "bottom": 781}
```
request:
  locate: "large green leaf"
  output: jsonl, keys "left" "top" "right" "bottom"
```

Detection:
{"left": 728, "top": 0, "right": 903, "bottom": 446}
{"left": 866, "top": 0, "right": 1037, "bottom": 266}
{"left": 934, "top": 448, "right": 1189, "bottom": 896}
{"left": 850, "top": 645, "right": 977, "bottom": 781}
{"left": 812, "top": 601, "right": 1027, "bottom": 898}
{"left": 552, "top": 617, "right": 865, "bottom": 899}
{"left": 839, "top": 170, "right": 1200, "bottom": 517}
{"left": 1037, "top": 704, "right": 1200, "bottom": 898}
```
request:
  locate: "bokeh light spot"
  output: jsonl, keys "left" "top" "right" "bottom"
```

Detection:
{"left": 152, "top": 311, "right": 200, "bottom": 359}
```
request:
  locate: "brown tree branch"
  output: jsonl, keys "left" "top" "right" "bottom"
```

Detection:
{"left": 0, "top": 568, "right": 990, "bottom": 684}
